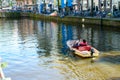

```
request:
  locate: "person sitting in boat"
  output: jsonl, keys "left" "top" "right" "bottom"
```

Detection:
{"left": 78, "top": 39, "right": 92, "bottom": 51}
{"left": 79, "top": 39, "right": 88, "bottom": 46}
{"left": 72, "top": 40, "right": 79, "bottom": 49}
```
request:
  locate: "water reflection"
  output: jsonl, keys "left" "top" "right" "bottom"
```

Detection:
{"left": 0, "top": 19, "right": 120, "bottom": 80}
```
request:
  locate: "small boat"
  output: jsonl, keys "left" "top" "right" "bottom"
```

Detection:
{"left": 66, "top": 40, "right": 99, "bottom": 58}
{"left": 49, "top": 11, "right": 57, "bottom": 16}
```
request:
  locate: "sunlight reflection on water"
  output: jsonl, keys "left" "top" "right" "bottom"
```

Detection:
{"left": 0, "top": 19, "right": 120, "bottom": 80}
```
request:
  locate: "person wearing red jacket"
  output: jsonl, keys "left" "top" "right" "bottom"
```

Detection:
{"left": 78, "top": 39, "right": 92, "bottom": 51}
{"left": 79, "top": 39, "right": 88, "bottom": 46}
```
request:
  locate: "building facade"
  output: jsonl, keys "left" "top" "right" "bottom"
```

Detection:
{"left": 16, "top": 0, "right": 37, "bottom": 11}
{"left": 72, "top": 0, "right": 120, "bottom": 12}
{"left": 0, "top": 0, "right": 16, "bottom": 9}
{"left": 15, "top": 0, "right": 120, "bottom": 13}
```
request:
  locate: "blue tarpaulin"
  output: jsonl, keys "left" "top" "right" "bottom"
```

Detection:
{"left": 61, "top": 0, "right": 65, "bottom": 8}
{"left": 61, "top": 0, "right": 73, "bottom": 8}
{"left": 67, "top": 0, "right": 73, "bottom": 7}
{"left": 39, "top": 4, "right": 44, "bottom": 13}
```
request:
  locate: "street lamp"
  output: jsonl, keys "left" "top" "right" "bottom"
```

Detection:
{"left": 0, "top": 0, "right": 3, "bottom": 9}
{"left": 57, "top": 0, "right": 60, "bottom": 13}
{"left": 43, "top": 0, "right": 46, "bottom": 13}
{"left": 91, "top": 0, "right": 93, "bottom": 16}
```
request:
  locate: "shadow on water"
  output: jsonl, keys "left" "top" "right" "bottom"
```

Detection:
{"left": 107, "top": 77, "right": 120, "bottom": 80}
{"left": 97, "top": 51, "right": 120, "bottom": 65}
{"left": 99, "top": 54, "right": 120, "bottom": 64}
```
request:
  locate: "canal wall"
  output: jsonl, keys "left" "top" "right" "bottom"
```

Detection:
{"left": 0, "top": 12, "right": 21, "bottom": 18}
{"left": 0, "top": 12, "right": 120, "bottom": 27}
{"left": 29, "top": 13, "right": 120, "bottom": 27}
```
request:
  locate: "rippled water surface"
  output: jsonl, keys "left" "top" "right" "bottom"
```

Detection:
{"left": 0, "top": 19, "right": 120, "bottom": 80}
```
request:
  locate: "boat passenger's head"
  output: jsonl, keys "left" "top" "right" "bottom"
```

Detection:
{"left": 83, "top": 39, "right": 86, "bottom": 43}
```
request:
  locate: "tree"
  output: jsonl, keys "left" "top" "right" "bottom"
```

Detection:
{"left": 110, "top": 0, "right": 112, "bottom": 11}
{"left": 8, "top": 0, "right": 15, "bottom": 7}
{"left": 32, "top": 0, "right": 37, "bottom": 5}
{"left": 0, "top": 0, "right": 16, "bottom": 9}
{"left": 91, "top": 0, "right": 93, "bottom": 16}
{"left": 41, "top": 0, "right": 46, "bottom": 13}
{"left": 104, "top": 0, "right": 106, "bottom": 11}
{"left": 77, "top": 0, "right": 80, "bottom": 11}
{"left": 57, "top": 0, "right": 60, "bottom": 13}
{"left": 77, "top": 0, "right": 82, "bottom": 12}
{"left": 0, "top": 0, "right": 3, "bottom": 9}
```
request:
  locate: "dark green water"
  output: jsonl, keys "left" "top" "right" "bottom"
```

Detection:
{"left": 0, "top": 19, "right": 120, "bottom": 80}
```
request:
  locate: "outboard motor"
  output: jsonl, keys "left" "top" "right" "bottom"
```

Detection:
{"left": 90, "top": 48, "right": 95, "bottom": 57}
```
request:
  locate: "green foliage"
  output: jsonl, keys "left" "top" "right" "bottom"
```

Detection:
{"left": 5, "top": 12, "right": 21, "bottom": 18}
{"left": 1, "top": 62, "right": 8, "bottom": 68}
{"left": 0, "top": 0, "right": 2, "bottom": 9}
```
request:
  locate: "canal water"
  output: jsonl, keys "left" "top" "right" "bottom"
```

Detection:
{"left": 0, "top": 19, "right": 120, "bottom": 80}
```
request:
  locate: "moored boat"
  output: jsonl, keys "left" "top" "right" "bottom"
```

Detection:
{"left": 67, "top": 40, "right": 99, "bottom": 58}
{"left": 49, "top": 11, "right": 57, "bottom": 16}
